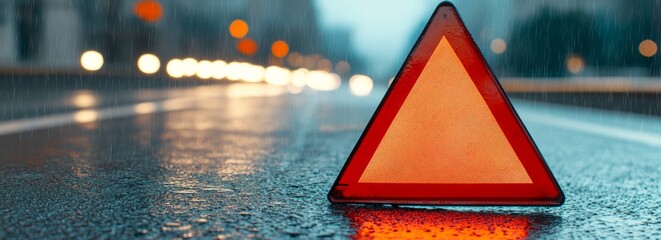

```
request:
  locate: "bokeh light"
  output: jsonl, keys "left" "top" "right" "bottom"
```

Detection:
{"left": 80, "top": 50, "right": 104, "bottom": 71}
{"left": 166, "top": 59, "right": 184, "bottom": 78}
{"left": 335, "top": 61, "right": 350, "bottom": 75}
{"left": 133, "top": 102, "right": 157, "bottom": 114}
{"left": 211, "top": 60, "right": 228, "bottom": 80}
{"left": 229, "top": 19, "right": 249, "bottom": 39}
{"left": 242, "top": 64, "right": 265, "bottom": 82}
{"left": 288, "top": 85, "right": 303, "bottom": 94}
{"left": 195, "top": 60, "right": 213, "bottom": 79}
{"left": 290, "top": 68, "right": 308, "bottom": 87}
{"left": 639, "top": 39, "right": 657, "bottom": 57}
{"left": 490, "top": 38, "right": 507, "bottom": 54}
{"left": 303, "top": 54, "right": 322, "bottom": 69}
{"left": 349, "top": 74, "right": 374, "bottom": 96}
{"left": 306, "top": 71, "right": 341, "bottom": 91}
{"left": 73, "top": 110, "right": 99, "bottom": 124}
{"left": 317, "top": 58, "right": 332, "bottom": 71}
{"left": 237, "top": 38, "right": 258, "bottom": 56}
{"left": 566, "top": 55, "right": 584, "bottom": 74}
{"left": 287, "top": 52, "right": 303, "bottom": 67}
{"left": 71, "top": 91, "right": 97, "bottom": 108}
{"left": 264, "top": 66, "right": 291, "bottom": 86}
{"left": 271, "top": 40, "right": 289, "bottom": 58}
{"left": 182, "top": 58, "right": 198, "bottom": 77}
{"left": 137, "top": 53, "right": 161, "bottom": 74}
{"left": 133, "top": 0, "right": 163, "bottom": 23}
{"left": 226, "top": 83, "right": 286, "bottom": 99}
{"left": 226, "top": 62, "right": 245, "bottom": 81}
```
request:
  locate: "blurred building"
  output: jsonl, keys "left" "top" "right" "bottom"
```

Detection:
{"left": 0, "top": 0, "right": 364, "bottom": 76}
{"left": 0, "top": 0, "right": 80, "bottom": 68}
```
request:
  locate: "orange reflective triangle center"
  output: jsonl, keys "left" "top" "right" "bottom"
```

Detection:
{"left": 328, "top": 2, "right": 563, "bottom": 205}
{"left": 359, "top": 37, "right": 531, "bottom": 184}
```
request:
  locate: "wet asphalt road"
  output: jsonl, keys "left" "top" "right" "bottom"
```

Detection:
{"left": 0, "top": 83, "right": 659, "bottom": 239}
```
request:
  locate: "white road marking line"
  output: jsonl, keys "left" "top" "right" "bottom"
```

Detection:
{"left": 523, "top": 112, "right": 661, "bottom": 147}
{"left": 0, "top": 97, "right": 195, "bottom": 136}
{"left": 0, "top": 84, "right": 286, "bottom": 136}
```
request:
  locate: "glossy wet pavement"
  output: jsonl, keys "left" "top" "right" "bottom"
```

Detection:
{"left": 0, "top": 83, "right": 659, "bottom": 239}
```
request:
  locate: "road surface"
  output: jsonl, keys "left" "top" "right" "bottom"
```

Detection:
{"left": 0, "top": 83, "right": 659, "bottom": 239}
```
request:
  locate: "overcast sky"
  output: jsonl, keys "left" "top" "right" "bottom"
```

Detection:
{"left": 314, "top": 0, "right": 440, "bottom": 79}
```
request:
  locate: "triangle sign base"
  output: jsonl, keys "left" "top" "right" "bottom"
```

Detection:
{"left": 328, "top": 2, "right": 564, "bottom": 206}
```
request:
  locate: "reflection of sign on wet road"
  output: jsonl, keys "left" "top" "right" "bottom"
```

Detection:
{"left": 342, "top": 206, "right": 559, "bottom": 239}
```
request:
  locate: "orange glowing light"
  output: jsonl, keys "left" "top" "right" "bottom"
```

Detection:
{"left": 348, "top": 208, "right": 530, "bottom": 239}
{"left": 566, "top": 55, "right": 584, "bottom": 74}
{"left": 490, "top": 38, "right": 507, "bottom": 54}
{"left": 237, "top": 38, "right": 258, "bottom": 56}
{"left": 317, "top": 59, "right": 332, "bottom": 71}
{"left": 287, "top": 52, "right": 303, "bottom": 66}
{"left": 335, "top": 61, "right": 350, "bottom": 74}
{"left": 229, "top": 19, "right": 249, "bottom": 39}
{"left": 134, "top": 0, "right": 163, "bottom": 23}
{"left": 639, "top": 39, "right": 657, "bottom": 57}
{"left": 271, "top": 40, "right": 289, "bottom": 58}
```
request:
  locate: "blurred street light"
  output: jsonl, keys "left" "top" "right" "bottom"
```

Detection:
{"left": 182, "top": 58, "right": 198, "bottom": 77}
{"left": 290, "top": 68, "right": 308, "bottom": 87}
{"left": 639, "top": 39, "right": 657, "bottom": 57}
{"left": 211, "top": 60, "right": 228, "bottom": 80}
{"left": 242, "top": 64, "right": 265, "bottom": 82}
{"left": 306, "top": 71, "right": 341, "bottom": 91}
{"left": 287, "top": 52, "right": 303, "bottom": 67}
{"left": 166, "top": 59, "right": 184, "bottom": 78}
{"left": 137, "top": 54, "right": 161, "bottom": 74}
{"left": 271, "top": 40, "right": 289, "bottom": 58}
{"left": 133, "top": 0, "right": 163, "bottom": 23}
{"left": 195, "top": 60, "right": 213, "bottom": 79}
{"left": 566, "top": 55, "right": 585, "bottom": 74}
{"left": 349, "top": 74, "right": 374, "bottom": 96}
{"left": 229, "top": 19, "right": 249, "bottom": 39}
{"left": 237, "top": 38, "right": 258, "bottom": 56}
{"left": 226, "top": 62, "right": 245, "bottom": 81}
{"left": 264, "top": 66, "right": 291, "bottom": 86}
{"left": 317, "top": 58, "right": 332, "bottom": 71}
{"left": 80, "top": 50, "right": 104, "bottom": 71}
{"left": 335, "top": 61, "right": 350, "bottom": 75}
{"left": 490, "top": 38, "right": 507, "bottom": 54}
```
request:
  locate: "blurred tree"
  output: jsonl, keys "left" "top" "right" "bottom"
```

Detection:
{"left": 321, "top": 27, "right": 365, "bottom": 76}
{"left": 612, "top": 0, "right": 661, "bottom": 75}
{"left": 77, "top": 1, "right": 125, "bottom": 63}
{"left": 502, "top": 7, "right": 606, "bottom": 77}
{"left": 501, "top": 1, "right": 661, "bottom": 77}
{"left": 0, "top": 3, "right": 5, "bottom": 25}
{"left": 16, "top": 0, "right": 43, "bottom": 61}
{"left": 78, "top": 0, "right": 160, "bottom": 65}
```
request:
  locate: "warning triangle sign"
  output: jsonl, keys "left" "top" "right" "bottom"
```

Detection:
{"left": 329, "top": 2, "right": 564, "bottom": 205}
